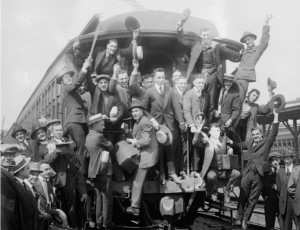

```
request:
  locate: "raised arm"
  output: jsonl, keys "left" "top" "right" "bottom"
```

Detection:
{"left": 118, "top": 30, "right": 139, "bottom": 56}
{"left": 266, "top": 110, "right": 279, "bottom": 148}
{"left": 177, "top": 9, "right": 195, "bottom": 48}
{"left": 108, "top": 63, "right": 120, "bottom": 95}
{"left": 218, "top": 43, "right": 242, "bottom": 63}
{"left": 129, "top": 60, "right": 143, "bottom": 98}
{"left": 257, "top": 15, "right": 272, "bottom": 56}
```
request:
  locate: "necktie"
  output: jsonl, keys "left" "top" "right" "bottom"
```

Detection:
{"left": 159, "top": 86, "right": 165, "bottom": 99}
{"left": 219, "top": 89, "right": 226, "bottom": 105}
{"left": 287, "top": 168, "right": 291, "bottom": 180}
{"left": 32, "top": 186, "right": 39, "bottom": 200}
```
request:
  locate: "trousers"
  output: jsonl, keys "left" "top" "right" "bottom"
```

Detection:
{"left": 264, "top": 196, "right": 283, "bottom": 230}
{"left": 131, "top": 167, "right": 149, "bottom": 208}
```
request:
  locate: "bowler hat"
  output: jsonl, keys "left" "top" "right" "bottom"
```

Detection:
{"left": 88, "top": 113, "right": 106, "bottom": 126}
{"left": 12, "top": 155, "right": 31, "bottom": 174}
{"left": 156, "top": 125, "right": 173, "bottom": 146}
{"left": 270, "top": 94, "right": 286, "bottom": 113}
{"left": 28, "top": 162, "right": 43, "bottom": 173}
{"left": 129, "top": 100, "right": 145, "bottom": 111}
{"left": 31, "top": 124, "right": 47, "bottom": 139}
{"left": 46, "top": 119, "right": 61, "bottom": 127}
{"left": 223, "top": 73, "right": 234, "bottom": 81}
{"left": 11, "top": 125, "right": 27, "bottom": 138}
{"left": 282, "top": 149, "right": 295, "bottom": 158}
{"left": 125, "top": 16, "right": 140, "bottom": 31}
{"left": 268, "top": 151, "right": 281, "bottom": 160}
{"left": 240, "top": 31, "right": 257, "bottom": 43}
{"left": 56, "top": 67, "right": 74, "bottom": 84}
{"left": 95, "top": 74, "right": 111, "bottom": 82}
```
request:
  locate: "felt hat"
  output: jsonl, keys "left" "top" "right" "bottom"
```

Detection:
{"left": 88, "top": 113, "right": 106, "bottom": 126}
{"left": 46, "top": 119, "right": 61, "bottom": 127}
{"left": 240, "top": 31, "right": 257, "bottom": 43}
{"left": 129, "top": 100, "right": 145, "bottom": 111}
{"left": 282, "top": 149, "right": 295, "bottom": 158}
{"left": 56, "top": 67, "right": 74, "bottom": 84}
{"left": 47, "top": 209, "right": 69, "bottom": 228}
{"left": 270, "top": 94, "right": 286, "bottom": 113}
{"left": 31, "top": 124, "right": 47, "bottom": 139}
{"left": 267, "top": 78, "right": 277, "bottom": 91}
{"left": 268, "top": 151, "right": 281, "bottom": 160}
{"left": 12, "top": 155, "right": 31, "bottom": 174}
{"left": 11, "top": 125, "right": 27, "bottom": 138}
{"left": 156, "top": 125, "right": 173, "bottom": 146}
{"left": 125, "top": 16, "right": 140, "bottom": 31}
{"left": 95, "top": 74, "right": 111, "bottom": 82}
{"left": 28, "top": 162, "right": 43, "bottom": 173}
{"left": 223, "top": 73, "right": 235, "bottom": 81}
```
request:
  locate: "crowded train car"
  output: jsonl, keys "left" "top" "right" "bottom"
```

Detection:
{"left": 1, "top": 8, "right": 300, "bottom": 230}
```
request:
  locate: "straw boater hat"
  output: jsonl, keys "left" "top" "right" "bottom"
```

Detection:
{"left": 31, "top": 123, "right": 47, "bottom": 139}
{"left": 156, "top": 125, "right": 173, "bottom": 146}
{"left": 95, "top": 74, "right": 111, "bottom": 82}
{"left": 12, "top": 155, "right": 31, "bottom": 174}
{"left": 268, "top": 151, "right": 281, "bottom": 160}
{"left": 88, "top": 113, "right": 106, "bottom": 126}
{"left": 11, "top": 125, "right": 27, "bottom": 138}
{"left": 56, "top": 67, "right": 74, "bottom": 84}
{"left": 28, "top": 162, "right": 43, "bottom": 173}
{"left": 240, "top": 31, "right": 257, "bottom": 43}
{"left": 46, "top": 119, "right": 61, "bottom": 127}
{"left": 223, "top": 73, "right": 235, "bottom": 81}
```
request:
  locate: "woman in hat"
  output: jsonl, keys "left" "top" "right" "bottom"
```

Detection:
{"left": 31, "top": 123, "right": 49, "bottom": 162}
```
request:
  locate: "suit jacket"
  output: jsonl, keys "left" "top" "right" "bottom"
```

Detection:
{"left": 133, "top": 115, "right": 159, "bottom": 169}
{"left": 93, "top": 44, "right": 133, "bottom": 76}
{"left": 142, "top": 85, "right": 175, "bottom": 131}
{"left": 217, "top": 83, "right": 241, "bottom": 127}
{"left": 177, "top": 28, "right": 241, "bottom": 83}
{"left": 183, "top": 88, "right": 211, "bottom": 126}
{"left": 62, "top": 70, "right": 88, "bottom": 126}
{"left": 277, "top": 165, "right": 295, "bottom": 215}
{"left": 171, "top": 87, "right": 185, "bottom": 125}
{"left": 15, "top": 139, "right": 36, "bottom": 159}
{"left": 235, "top": 25, "right": 270, "bottom": 82}
{"left": 85, "top": 130, "right": 113, "bottom": 178}
{"left": 243, "top": 122, "right": 279, "bottom": 176}
{"left": 32, "top": 141, "right": 48, "bottom": 162}
{"left": 34, "top": 178, "right": 55, "bottom": 212}
{"left": 288, "top": 165, "right": 300, "bottom": 216}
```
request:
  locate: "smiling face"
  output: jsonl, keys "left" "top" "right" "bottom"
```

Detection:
{"left": 209, "top": 126, "right": 221, "bottom": 139}
{"left": 153, "top": 71, "right": 165, "bottom": 87}
{"left": 36, "top": 128, "right": 47, "bottom": 142}
{"left": 223, "top": 79, "right": 233, "bottom": 90}
{"left": 244, "top": 36, "right": 255, "bottom": 48}
{"left": 251, "top": 128, "right": 263, "bottom": 144}
{"left": 117, "top": 72, "right": 129, "bottom": 88}
{"left": 28, "top": 171, "right": 40, "bottom": 185}
{"left": 62, "top": 73, "right": 73, "bottom": 85}
{"left": 131, "top": 107, "right": 143, "bottom": 120}
{"left": 15, "top": 131, "right": 26, "bottom": 143}
{"left": 200, "top": 29, "right": 212, "bottom": 48}
{"left": 177, "top": 77, "right": 187, "bottom": 92}
{"left": 193, "top": 77, "right": 206, "bottom": 91}
{"left": 270, "top": 157, "right": 280, "bottom": 168}
{"left": 40, "top": 163, "right": 51, "bottom": 180}
{"left": 106, "top": 41, "right": 118, "bottom": 55}
{"left": 97, "top": 79, "right": 109, "bottom": 92}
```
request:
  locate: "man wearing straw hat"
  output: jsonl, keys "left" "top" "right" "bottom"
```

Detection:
{"left": 126, "top": 101, "right": 159, "bottom": 216}
{"left": 86, "top": 114, "right": 114, "bottom": 229}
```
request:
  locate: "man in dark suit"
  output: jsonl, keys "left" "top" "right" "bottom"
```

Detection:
{"left": 126, "top": 101, "right": 159, "bottom": 216}
{"left": 45, "top": 123, "right": 88, "bottom": 229}
{"left": 261, "top": 152, "right": 283, "bottom": 230}
{"left": 235, "top": 109, "right": 279, "bottom": 229}
{"left": 234, "top": 15, "right": 272, "bottom": 102}
{"left": 56, "top": 58, "right": 91, "bottom": 172}
{"left": 177, "top": 13, "right": 241, "bottom": 109}
{"left": 213, "top": 73, "right": 240, "bottom": 132}
{"left": 288, "top": 165, "right": 300, "bottom": 229}
{"left": 277, "top": 149, "right": 298, "bottom": 230}
{"left": 86, "top": 114, "right": 114, "bottom": 229}
{"left": 142, "top": 68, "right": 181, "bottom": 183}
{"left": 235, "top": 89, "right": 271, "bottom": 142}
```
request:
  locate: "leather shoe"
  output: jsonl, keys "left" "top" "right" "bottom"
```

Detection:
{"left": 242, "top": 219, "right": 248, "bottom": 229}
{"left": 126, "top": 206, "right": 140, "bottom": 216}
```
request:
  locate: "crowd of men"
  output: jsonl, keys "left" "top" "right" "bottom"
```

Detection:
{"left": 1, "top": 12, "right": 300, "bottom": 230}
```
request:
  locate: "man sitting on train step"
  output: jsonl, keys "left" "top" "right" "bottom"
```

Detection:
{"left": 235, "top": 109, "right": 279, "bottom": 230}
{"left": 126, "top": 101, "right": 159, "bottom": 216}
{"left": 198, "top": 123, "right": 240, "bottom": 203}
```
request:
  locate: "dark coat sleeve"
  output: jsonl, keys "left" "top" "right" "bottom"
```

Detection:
{"left": 230, "top": 92, "right": 241, "bottom": 122}
{"left": 177, "top": 28, "right": 197, "bottom": 48}
{"left": 217, "top": 43, "right": 242, "bottom": 62}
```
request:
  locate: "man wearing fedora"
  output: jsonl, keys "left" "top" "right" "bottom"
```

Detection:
{"left": 277, "top": 149, "right": 298, "bottom": 229}
{"left": 177, "top": 11, "right": 241, "bottom": 109}
{"left": 85, "top": 114, "right": 114, "bottom": 229}
{"left": 261, "top": 152, "right": 283, "bottom": 230}
{"left": 142, "top": 67, "right": 181, "bottom": 183}
{"left": 126, "top": 101, "right": 159, "bottom": 216}
{"left": 11, "top": 124, "right": 36, "bottom": 158}
{"left": 234, "top": 15, "right": 272, "bottom": 102}
{"left": 235, "top": 109, "right": 279, "bottom": 229}
{"left": 213, "top": 73, "right": 240, "bottom": 132}
{"left": 56, "top": 58, "right": 91, "bottom": 173}
{"left": 12, "top": 155, "right": 40, "bottom": 230}
{"left": 85, "top": 71, "right": 124, "bottom": 144}
{"left": 31, "top": 123, "right": 49, "bottom": 162}
{"left": 288, "top": 164, "right": 300, "bottom": 229}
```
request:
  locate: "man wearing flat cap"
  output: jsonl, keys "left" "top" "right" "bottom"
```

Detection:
{"left": 234, "top": 15, "right": 272, "bottom": 102}
{"left": 126, "top": 101, "right": 159, "bottom": 216}
{"left": 276, "top": 149, "right": 298, "bottom": 229}
{"left": 261, "top": 152, "right": 283, "bottom": 230}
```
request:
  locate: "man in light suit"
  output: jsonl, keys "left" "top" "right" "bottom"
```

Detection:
{"left": 86, "top": 114, "right": 114, "bottom": 230}
{"left": 177, "top": 12, "right": 241, "bottom": 109}
{"left": 213, "top": 73, "right": 240, "bottom": 132}
{"left": 57, "top": 58, "right": 92, "bottom": 173}
{"left": 142, "top": 68, "right": 181, "bottom": 183}
{"left": 235, "top": 109, "right": 279, "bottom": 229}
{"left": 234, "top": 15, "right": 272, "bottom": 102}
{"left": 277, "top": 150, "right": 298, "bottom": 230}
{"left": 288, "top": 164, "right": 300, "bottom": 229}
{"left": 126, "top": 101, "right": 159, "bottom": 216}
